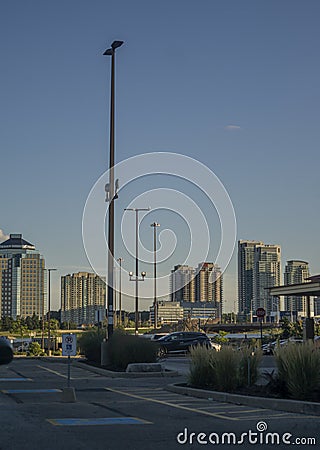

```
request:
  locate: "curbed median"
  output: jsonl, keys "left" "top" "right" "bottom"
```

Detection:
{"left": 165, "top": 383, "right": 320, "bottom": 416}
{"left": 74, "top": 360, "right": 180, "bottom": 378}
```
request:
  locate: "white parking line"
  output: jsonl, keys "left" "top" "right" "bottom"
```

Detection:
{"left": 107, "top": 387, "right": 239, "bottom": 421}
{"left": 37, "top": 365, "right": 67, "bottom": 379}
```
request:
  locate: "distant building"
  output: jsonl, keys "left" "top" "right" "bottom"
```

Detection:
{"left": 284, "top": 260, "right": 310, "bottom": 317}
{"left": 61, "top": 272, "right": 106, "bottom": 326}
{"left": 181, "top": 301, "right": 218, "bottom": 322}
{"left": 238, "top": 240, "right": 264, "bottom": 316}
{"left": 253, "top": 243, "right": 281, "bottom": 315}
{"left": 195, "top": 262, "right": 223, "bottom": 318}
{"left": 150, "top": 301, "right": 183, "bottom": 325}
{"left": 314, "top": 297, "right": 320, "bottom": 316}
{"left": 0, "top": 234, "right": 46, "bottom": 319}
{"left": 170, "top": 265, "right": 195, "bottom": 302}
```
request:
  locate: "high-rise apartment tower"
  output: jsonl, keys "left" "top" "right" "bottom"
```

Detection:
{"left": 61, "top": 272, "right": 106, "bottom": 326}
{"left": 0, "top": 234, "right": 46, "bottom": 319}
{"left": 284, "top": 260, "right": 310, "bottom": 317}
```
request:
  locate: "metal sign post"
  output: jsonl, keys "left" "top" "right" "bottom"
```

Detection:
{"left": 256, "top": 308, "right": 266, "bottom": 345}
{"left": 61, "top": 334, "right": 77, "bottom": 402}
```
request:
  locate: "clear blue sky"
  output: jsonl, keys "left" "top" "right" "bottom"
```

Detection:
{"left": 1, "top": 1, "right": 319, "bottom": 312}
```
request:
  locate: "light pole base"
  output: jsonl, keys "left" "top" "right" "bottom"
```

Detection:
{"left": 61, "top": 387, "right": 76, "bottom": 403}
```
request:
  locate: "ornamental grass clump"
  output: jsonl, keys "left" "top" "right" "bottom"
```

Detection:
{"left": 188, "top": 346, "right": 242, "bottom": 392}
{"left": 274, "top": 341, "right": 320, "bottom": 401}
{"left": 211, "top": 346, "right": 240, "bottom": 392}
{"left": 188, "top": 345, "right": 215, "bottom": 388}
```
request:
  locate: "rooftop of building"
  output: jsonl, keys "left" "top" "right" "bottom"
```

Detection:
{"left": 0, "top": 234, "right": 35, "bottom": 250}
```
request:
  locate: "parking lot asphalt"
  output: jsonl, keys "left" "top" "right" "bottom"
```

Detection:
{"left": 0, "top": 358, "right": 319, "bottom": 450}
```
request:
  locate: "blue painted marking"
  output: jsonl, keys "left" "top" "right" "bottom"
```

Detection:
{"left": 3, "top": 389, "right": 61, "bottom": 394}
{"left": 0, "top": 378, "right": 32, "bottom": 382}
{"left": 48, "top": 417, "right": 150, "bottom": 426}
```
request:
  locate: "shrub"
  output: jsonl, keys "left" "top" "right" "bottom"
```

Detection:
{"left": 274, "top": 341, "right": 320, "bottom": 401}
{"left": 188, "top": 345, "right": 215, "bottom": 388}
{"left": 27, "top": 342, "right": 44, "bottom": 357}
{"left": 78, "top": 329, "right": 104, "bottom": 363}
{"left": 105, "top": 331, "right": 158, "bottom": 370}
{"left": 238, "top": 347, "right": 262, "bottom": 387}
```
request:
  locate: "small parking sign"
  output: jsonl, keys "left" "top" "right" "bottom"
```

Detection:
{"left": 62, "top": 334, "right": 77, "bottom": 356}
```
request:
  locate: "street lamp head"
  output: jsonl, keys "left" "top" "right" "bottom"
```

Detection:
{"left": 103, "top": 41, "right": 124, "bottom": 56}
{"left": 129, "top": 271, "right": 133, "bottom": 277}
{"left": 103, "top": 48, "right": 113, "bottom": 56}
{"left": 141, "top": 271, "right": 146, "bottom": 278}
{"left": 151, "top": 222, "right": 160, "bottom": 227}
{"left": 112, "top": 40, "right": 124, "bottom": 50}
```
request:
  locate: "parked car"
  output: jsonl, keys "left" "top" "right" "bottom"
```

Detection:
{"left": 156, "top": 331, "right": 212, "bottom": 357}
{"left": 0, "top": 337, "right": 13, "bottom": 365}
{"left": 262, "top": 338, "right": 303, "bottom": 355}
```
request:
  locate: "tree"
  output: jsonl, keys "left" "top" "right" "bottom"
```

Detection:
{"left": 27, "top": 342, "right": 43, "bottom": 356}
{"left": 214, "top": 331, "right": 229, "bottom": 344}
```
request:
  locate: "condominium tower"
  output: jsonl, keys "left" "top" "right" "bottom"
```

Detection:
{"left": 238, "top": 240, "right": 263, "bottom": 316}
{"left": 195, "top": 262, "right": 223, "bottom": 317}
{"left": 170, "top": 262, "right": 223, "bottom": 317}
{"left": 0, "top": 234, "right": 46, "bottom": 319}
{"left": 170, "top": 265, "right": 195, "bottom": 303}
{"left": 238, "top": 240, "right": 281, "bottom": 317}
{"left": 253, "top": 244, "right": 281, "bottom": 315}
{"left": 61, "top": 272, "right": 106, "bottom": 326}
{"left": 284, "top": 260, "right": 310, "bottom": 316}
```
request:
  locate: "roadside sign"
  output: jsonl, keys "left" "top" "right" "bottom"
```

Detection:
{"left": 256, "top": 307, "right": 266, "bottom": 319}
{"left": 62, "top": 334, "right": 77, "bottom": 357}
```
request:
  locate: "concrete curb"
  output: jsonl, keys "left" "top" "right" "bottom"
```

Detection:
{"left": 74, "top": 361, "right": 180, "bottom": 378}
{"left": 166, "top": 384, "right": 320, "bottom": 416}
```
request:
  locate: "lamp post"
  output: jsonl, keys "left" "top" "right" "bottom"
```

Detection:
{"left": 150, "top": 222, "right": 160, "bottom": 328}
{"left": 47, "top": 268, "right": 57, "bottom": 356}
{"left": 124, "top": 207, "right": 150, "bottom": 334}
{"left": 103, "top": 40, "right": 124, "bottom": 339}
{"left": 41, "top": 291, "right": 45, "bottom": 351}
{"left": 117, "top": 258, "right": 123, "bottom": 326}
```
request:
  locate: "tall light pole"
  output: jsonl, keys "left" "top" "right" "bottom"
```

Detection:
{"left": 104, "top": 40, "right": 124, "bottom": 339}
{"left": 117, "top": 258, "right": 123, "bottom": 326}
{"left": 47, "top": 268, "right": 57, "bottom": 356}
{"left": 150, "top": 222, "right": 160, "bottom": 328}
{"left": 41, "top": 290, "right": 45, "bottom": 351}
{"left": 125, "top": 207, "right": 150, "bottom": 334}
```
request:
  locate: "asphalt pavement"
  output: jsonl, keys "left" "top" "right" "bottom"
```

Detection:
{"left": 0, "top": 358, "right": 318, "bottom": 450}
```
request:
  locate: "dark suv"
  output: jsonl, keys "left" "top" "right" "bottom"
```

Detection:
{"left": 156, "top": 332, "right": 212, "bottom": 357}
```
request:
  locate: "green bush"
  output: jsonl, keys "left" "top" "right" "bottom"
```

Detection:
{"left": 274, "top": 341, "right": 320, "bottom": 401}
{"left": 188, "top": 345, "right": 215, "bottom": 388}
{"left": 105, "top": 331, "right": 158, "bottom": 370}
{"left": 78, "top": 329, "right": 104, "bottom": 363}
{"left": 27, "top": 342, "right": 44, "bottom": 356}
{"left": 52, "top": 349, "right": 62, "bottom": 356}
{"left": 238, "top": 347, "right": 262, "bottom": 387}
